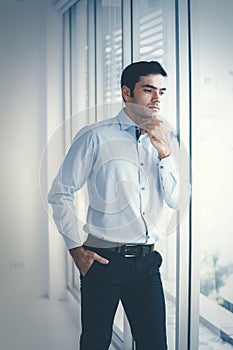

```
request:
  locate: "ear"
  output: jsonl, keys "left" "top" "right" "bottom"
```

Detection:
{"left": 121, "top": 86, "right": 131, "bottom": 101}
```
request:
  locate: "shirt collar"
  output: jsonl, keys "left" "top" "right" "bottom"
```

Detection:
{"left": 117, "top": 108, "right": 137, "bottom": 131}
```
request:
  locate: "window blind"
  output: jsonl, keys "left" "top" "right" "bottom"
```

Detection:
{"left": 53, "top": 0, "right": 80, "bottom": 13}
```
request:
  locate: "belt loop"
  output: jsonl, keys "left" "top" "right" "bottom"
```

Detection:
{"left": 141, "top": 245, "right": 147, "bottom": 257}
{"left": 117, "top": 245, "right": 123, "bottom": 253}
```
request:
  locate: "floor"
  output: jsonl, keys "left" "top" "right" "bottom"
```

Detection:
{"left": 0, "top": 296, "right": 115, "bottom": 350}
{"left": 0, "top": 297, "right": 78, "bottom": 350}
{"left": 0, "top": 295, "right": 232, "bottom": 350}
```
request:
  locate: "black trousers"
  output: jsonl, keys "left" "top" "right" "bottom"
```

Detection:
{"left": 79, "top": 248, "right": 167, "bottom": 350}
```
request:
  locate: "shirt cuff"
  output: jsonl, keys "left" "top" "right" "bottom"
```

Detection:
{"left": 62, "top": 235, "right": 83, "bottom": 250}
{"left": 158, "top": 153, "right": 178, "bottom": 173}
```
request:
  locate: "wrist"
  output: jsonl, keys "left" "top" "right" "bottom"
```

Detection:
{"left": 158, "top": 150, "right": 170, "bottom": 159}
{"left": 69, "top": 246, "right": 84, "bottom": 257}
{"left": 158, "top": 145, "right": 170, "bottom": 159}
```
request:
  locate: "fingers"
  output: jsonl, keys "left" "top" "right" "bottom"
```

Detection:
{"left": 140, "top": 116, "right": 163, "bottom": 124}
{"left": 140, "top": 117, "right": 163, "bottom": 131}
{"left": 140, "top": 123, "right": 165, "bottom": 139}
{"left": 70, "top": 246, "right": 109, "bottom": 277}
{"left": 92, "top": 251, "right": 109, "bottom": 265}
{"left": 85, "top": 249, "right": 109, "bottom": 265}
{"left": 139, "top": 118, "right": 170, "bottom": 157}
{"left": 81, "top": 251, "right": 109, "bottom": 276}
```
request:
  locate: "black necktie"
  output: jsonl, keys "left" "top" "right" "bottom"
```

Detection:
{"left": 135, "top": 126, "right": 140, "bottom": 140}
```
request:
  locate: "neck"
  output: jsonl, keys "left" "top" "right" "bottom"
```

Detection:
{"left": 124, "top": 106, "right": 141, "bottom": 126}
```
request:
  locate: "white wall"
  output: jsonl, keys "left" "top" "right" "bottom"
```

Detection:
{"left": 0, "top": 0, "right": 66, "bottom": 299}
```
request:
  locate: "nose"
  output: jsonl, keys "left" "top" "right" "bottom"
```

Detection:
{"left": 151, "top": 90, "right": 160, "bottom": 102}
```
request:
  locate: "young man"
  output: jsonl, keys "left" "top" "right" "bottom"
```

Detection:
{"left": 48, "top": 61, "right": 180, "bottom": 349}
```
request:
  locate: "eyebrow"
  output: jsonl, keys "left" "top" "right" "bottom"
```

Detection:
{"left": 142, "top": 84, "right": 167, "bottom": 91}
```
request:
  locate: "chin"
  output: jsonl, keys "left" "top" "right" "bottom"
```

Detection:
{"left": 143, "top": 109, "right": 156, "bottom": 118}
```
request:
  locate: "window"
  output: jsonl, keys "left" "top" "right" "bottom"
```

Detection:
{"left": 65, "top": 0, "right": 125, "bottom": 345}
{"left": 64, "top": 1, "right": 183, "bottom": 349}
{"left": 62, "top": 0, "right": 233, "bottom": 349}
{"left": 133, "top": 1, "right": 178, "bottom": 348}
{"left": 191, "top": 0, "right": 233, "bottom": 348}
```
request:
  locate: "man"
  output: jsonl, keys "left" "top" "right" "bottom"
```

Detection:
{"left": 48, "top": 61, "right": 180, "bottom": 349}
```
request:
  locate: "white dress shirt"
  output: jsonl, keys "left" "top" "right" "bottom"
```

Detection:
{"left": 48, "top": 109, "right": 179, "bottom": 249}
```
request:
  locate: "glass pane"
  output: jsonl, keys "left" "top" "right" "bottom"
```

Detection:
{"left": 133, "top": 1, "right": 177, "bottom": 349}
{"left": 191, "top": 0, "right": 233, "bottom": 348}
{"left": 96, "top": 0, "right": 123, "bottom": 109}
{"left": 71, "top": 0, "right": 89, "bottom": 132}
{"left": 67, "top": 0, "right": 89, "bottom": 297}
{"left": 95, "top": 0, "right": 124, "bottom": 338}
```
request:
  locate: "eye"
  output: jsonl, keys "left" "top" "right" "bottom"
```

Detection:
{"left": 160, "top": 90, "right": 165, "bottom": 95}
{"left": 143, "top": 88, "right": 152, "bottom": 93}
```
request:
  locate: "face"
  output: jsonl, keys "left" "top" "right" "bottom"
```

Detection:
{"left": 122, "top": 74, "right": 167, "bottom": 121}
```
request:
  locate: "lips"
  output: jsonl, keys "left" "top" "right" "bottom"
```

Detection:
{"left": 148, "top": 105, "right": 160, "bottom": 111}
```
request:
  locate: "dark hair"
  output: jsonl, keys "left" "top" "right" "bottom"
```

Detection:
{"left": 121, "top": 61, "right": 167, "bottom": 96}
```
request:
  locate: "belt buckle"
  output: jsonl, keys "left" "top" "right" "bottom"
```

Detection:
{"left": 123, "top": 244, "right": 137, "bottom": 258}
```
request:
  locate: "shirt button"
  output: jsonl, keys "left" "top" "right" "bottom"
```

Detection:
{"left": 140, "top": 162, "right": 144, "bottom": 166}
{"left": 142, "top": 212, "right": 145, "bottom": 215}
{"left": 160, "top": 165, "right": 164, "bottom": 169}
{"left": 141, "top": 187, "right": 145, "bottom": 190}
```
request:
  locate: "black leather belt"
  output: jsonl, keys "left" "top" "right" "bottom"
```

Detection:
{"left": 105, "top": 243, "right": 155, "bottom": 257}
